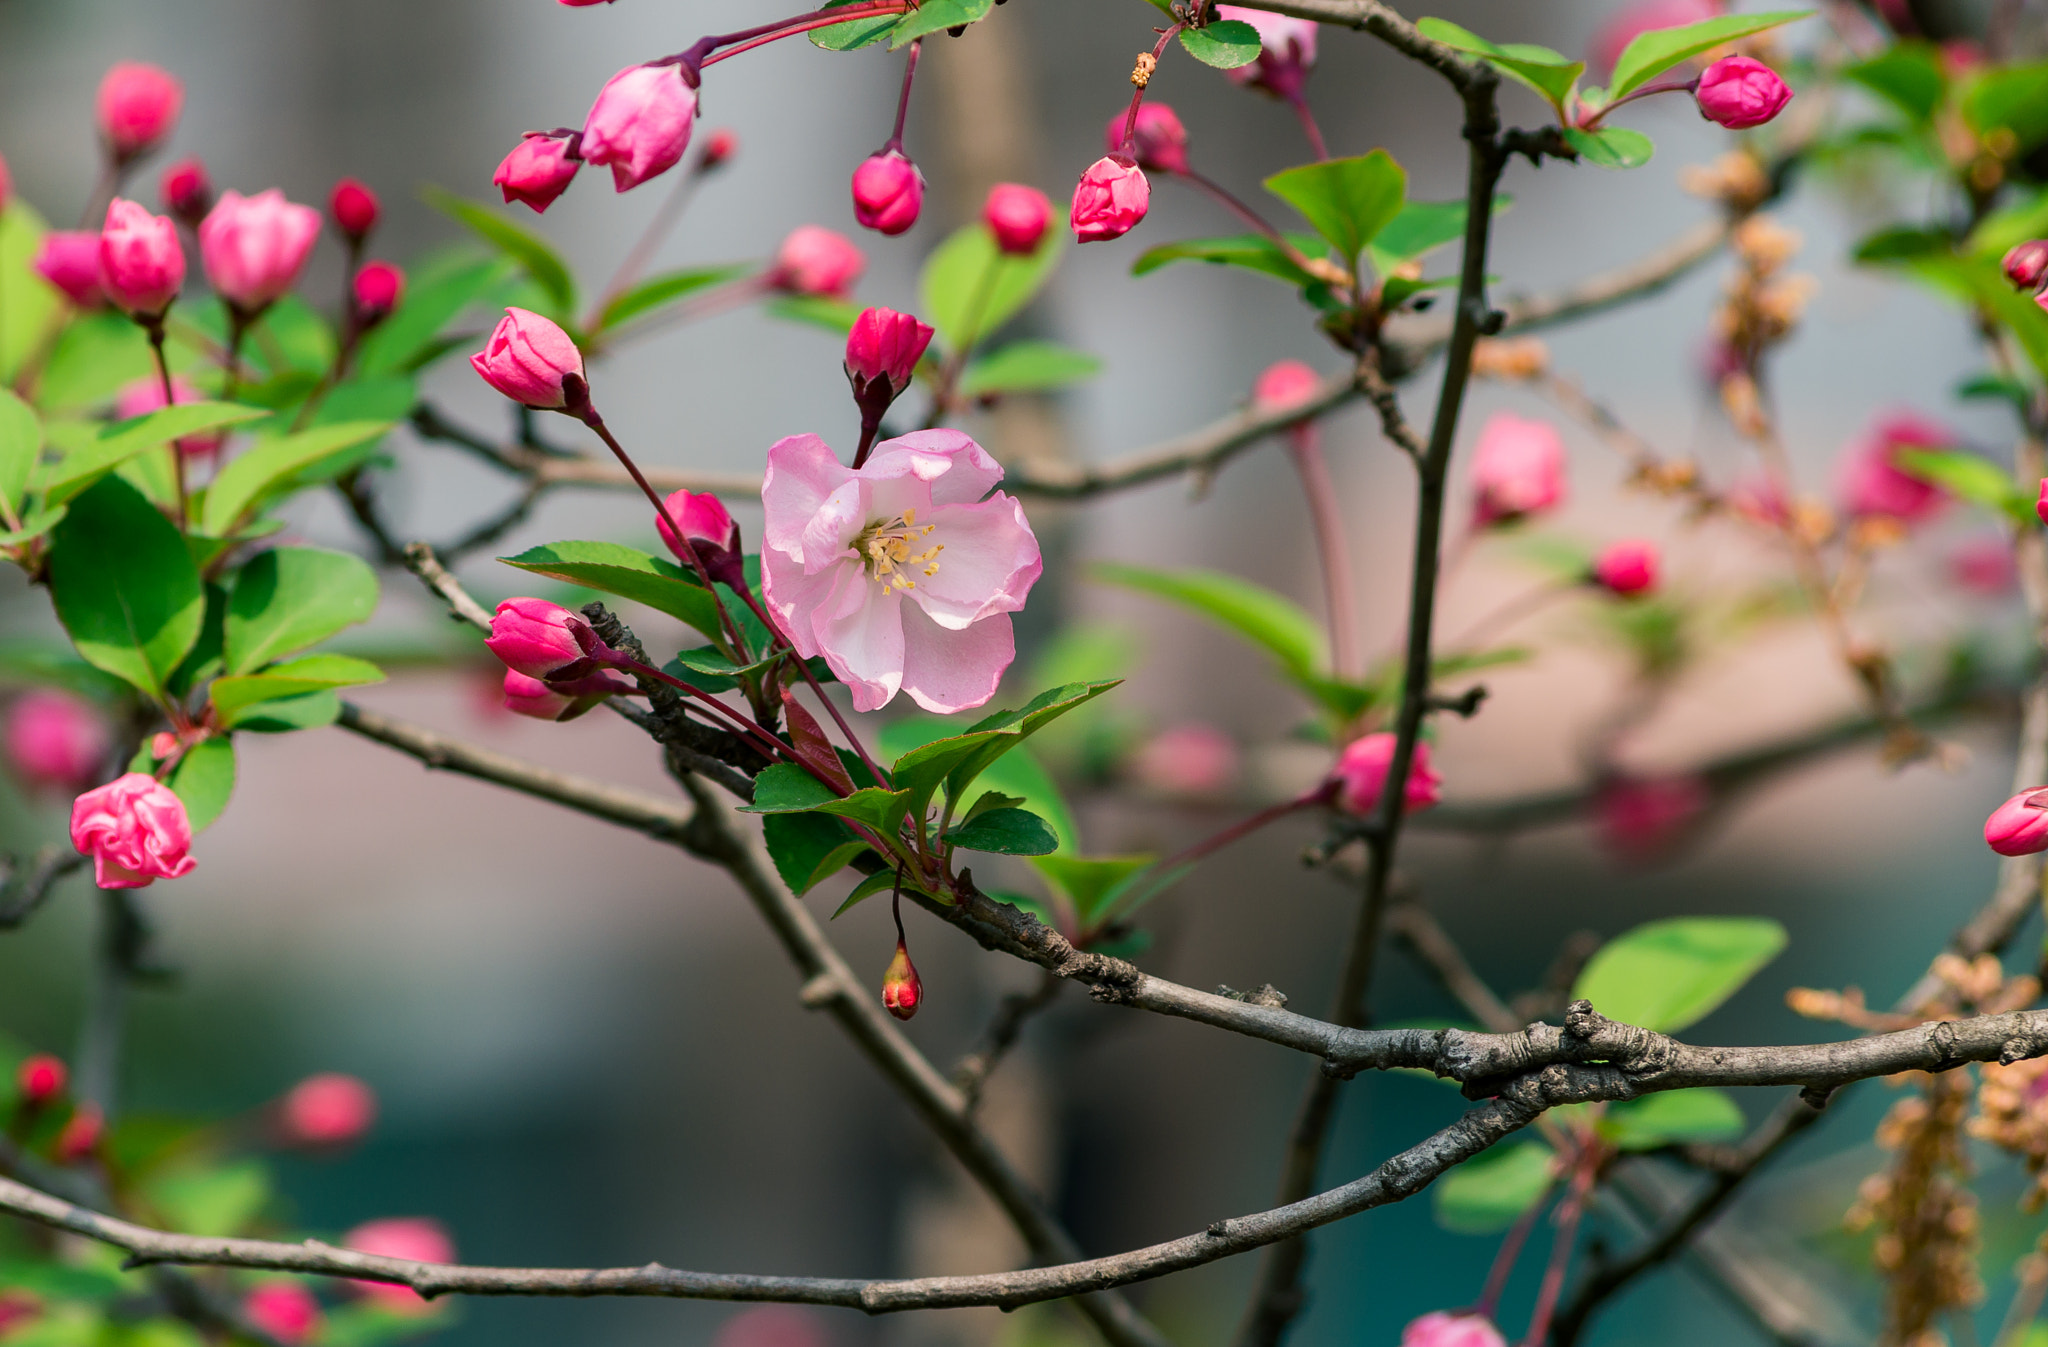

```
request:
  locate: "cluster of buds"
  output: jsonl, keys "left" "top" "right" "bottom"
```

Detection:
{"left": 484, "top": 597, "right": 640, "bottom": 722}
{"left": 1971, "top": 1055, "right": 2048, "bottom": 1210}
{"left": 1708, "top": 216, "right": 1815, "bottom": 437}
{"left": 1845, "top": 1072, "right": 1984, "bottom": 1345}
{"left": 1679, "top": 149, "right": 1772, "bottom": 213}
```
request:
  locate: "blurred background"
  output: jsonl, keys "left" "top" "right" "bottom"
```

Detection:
{"left": 1, "top": 1, "right": 2043, "bottom": 1344}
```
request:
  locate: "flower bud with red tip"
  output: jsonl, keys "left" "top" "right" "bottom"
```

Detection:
{"left": 71, "top": 773, "right": 195, "bottom": 889}
{"left": 33, "top": 232, "right": 106, "bottom": 308}
{"left": 1071, "top": 156, "right": 1149, "bottom": 243}
{"left": 983, "top": 183, "right": 1051, "bottom": 255}
{"left": 1987, "top": 787, "right": 2048, "bottom": 856}
{"left": 352, "top": 261, "right": 404, "bottom": 326}
{"left": 2007, "top": 240, "right": 2048, "bottom": 292}
{"left": 655, "top": 488, "right": 744, "bottom": 585}
{"left": 1106, "top": 103, "right": 1190, "bottom": 175}
{"left": 771, "top": 226, "right": 865, "bottom": 297}
{"left": 1330, "top": 733, "right": 1441, "bottom": 816}
{"left": 159, "top": 157, "right": 212, "bottom": 229}
{"left": 470, "top": 307, "right": 585, "bottom": 409}
{"left": 56, "top": 1104, "right": 102, "bottom": 1163}
{"left": 844, "top": 306, "right": 934, "bottom": 423}
{"left": 486, "top": 598, "right": 596, "bottom": 679}
{"left": 329, "top": 178, "right": 379, "bottom": 243}
{"left": 700, "top": 128, "right": 737, "bottom": 171}
{"left": 1694, "top": 55, "right": 1793, "bottom": 130}
{"left": 851, "top": 149, "right": 924, "bottom": 236}
{"left": 882, "top": 940, "right": 922, "bottom": 1020}
{"left": 98, "top": 198, "right": 184, "bottom": 318}
{"left": 16, "top": 1054, "right": 66, "bottom": 1108}
{"left": 96, "top": 62, "right": 183, "bottom": 163}
{"left": 495, "top": 134, "right": 582, "bottom": 214}
{"left": 1592, "top": 540, "right": 1659, "bottom": 596}
{"left": 582, "top": 63, "right": 698, "bottom": 192}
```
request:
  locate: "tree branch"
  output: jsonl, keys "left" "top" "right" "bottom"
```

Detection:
{"left": 0, "top": 846, "right": 84, "bottom": 929}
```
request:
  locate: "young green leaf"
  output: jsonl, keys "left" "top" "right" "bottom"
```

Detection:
{"left": 763, "top": 811, "right": 873, "bottom": 896}
{"left": 1572, "top": 916, "right": 1788, "bottom": 1033}
{"left": 885, "top": 683, "right": 1116, "bottom": 832}
{"left": 1843, "top": 41, "right": 1945, "bottom": 124}
{"left": 1895, "top": 447, "right": 2030, "bottom": 525}
{"left": 499, "top": 540, "right": 725, "bottom": 638}
{"left": 47, "top": 477, "right": 205, "bottom": 698}
{"left": 40, "top": 402, "right": 272, "bottom": 508}
{"left": 1368, "top": 196, "right": 1511, "bottom": 269}
{"left": 424, "top": 188, "right": 578, "bottom": 322}
{"left": 224, "top": 547, "right": 381, "bottom": 675}
{"left": 811, "top": 0, "right": 899, "bottom": 49}
{"left": 0, "top": 389, "right": 39, "bottom": 511}
{"left": 945, "top": 807, "right": 1059, "bottom": 856}
{"left": 1264, "top": 151, "right": 1407, "bottom": 266}
{"left": 1413, "top": 18, "right": 1583, "bottom": 111}
{"left": 200, "top": 420, "right": 396, "bottom": 534}
{"left": 596, "top": 264, "right": 751, "bottom": 331}
{"left": 1180, "top": 20, "right": 1262, "bottom": 69}
{"left": 1029, "top": 854, "right": 1154, "bottom": 927}
{"left": 765, "top": 295, "right": 865, "bottom": 334}
{"left": 1093, "top": 562, "right": 1326, "bottom": 682}
{"left": 920, "top": 220, "right": 1066, "bottom": 350}
{"left": 1431, "top": 1139, "right": 1555, "bottom": 1233}
{"left": 166, "top": 737, "right": 237, "bottom": 833}
{"left": 210, "top": 653, "right": 386, "bottom": 722}
{"left": 0, "top": 202, "right": 61, "bottom": 387}
{"left": 229, "top": 690, "right": 342, "bottom": 734}
{"left": 1608, "top": 10, "right": 1810, "bottom": 101}
{"left": 958, "top": 341, "right": 1103, "bottom": 398}
{"left": 1963, "top": 61, "right": 2048, "bottom": 147}
{"left": 1131, "top": 232, "right": 1324, "bottom": 286}
{"left": 1600, "top": 1088, "right": 1745, "bottom": 1150}
{"left": 1561, "top": 126, "right": 1656, "bottom": 170}
{"left": 741, "top": 763, "right": 845, "bottom": 814}
{"left": 891, "top": 0, "right": 992, "bottom": 47}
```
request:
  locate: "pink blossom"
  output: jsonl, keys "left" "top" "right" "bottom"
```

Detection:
{"left": 16, "top": 1054, "right": 66, "bottom": 1107}
{"left": 844, "top": 306, "right": 934, "bottom": 411}
{"left": 32, "top": 232, "right": 107, "bottom": 308}
{"left": 1952, "top": 537, "right": 2018, "bottom": 596}
{"left": 1836, "top": 412, "right": 1951, "bottom": 524}
{"left": 771, "top": 226, "right": 865, "bottom": 297}
{"left": 502, "top": 669, "right": 634, "bottom": 722}
{"left": 655, "top": 489, "right": 741, "bottom": 569}
{"left": 581, "top": 64, "right": 697, "bottom": 192}
{"left": 242, "top": 1284, "right": 322, "bottom": 1346}
{"left": 983, "top": 183, "right": 1052, "bottom": 255}
{"left": 1588, "top": 0, "right": 1722, "bottom": 78}
{"left": 199, "top": 189, "right": 322, "bottom": 313}
{"left": 1105, "top": 104, "right": 1190, "bottom": 175}
{"left": 1468, "top": 412, "right": 1567, "bottom": 525}
{"left": 851, "top": 149, "right": 924, "bottom": 236}
{"left": 1592, "top": 540, "right": 1659, "bottom": 596}
{"left": 98, "top": 198, "right": 184, "bottom": 317}
{"left": 70, "top": 772, "right": 196, "bottom": 889}
{"left": 341, "top": 1218, "right": 455, "bottom": 1311}
{"left": 352, "top": 261, "right": 404, "bottom": 324}
{"left": 2005, "top": 239, "right": 2048, "bottom": 292}
{"left": 1252, "top": 359, "right": 1323, "bottom": 416}
{"left": 0, "top": 152, "right": 10, "bottom": 217}
{"left": 280, "top": 1073, "right": 377, "bottom": 1148}
{"left": 1071, "top": 156, "right": 1149, "bottom": 243}
{"left": 1695, "top": 56, "right": 1793, "bottom": 130}
{"left": 1217, "top": 7, "right": 1319, "bottom": 98}
{"left": 485, "top": 597, "right": 593, "bottom": 679}
{"left": 5, "top": 689, "right": 109, "bottom": 791}
{"left": 114, "top": 374, "right": 224, "bottom": 458}
{"left": 56, "top": 1105, "right": 102, "bottom": 1162}
{"left": 329, "top": 178, "right": 379, "bottom": 241}
{"left": 1402, "top": 1311, "right": 1507, "bottom": 1347}
{"left": 1329, "top": 733, "right": 1441, "bottom": 816}
{"left": 1134, "top": 723, "right": 1239, "bottom": 797}
{"left": 1728, "top": 473, "right": 1790, "bottom": 528}
{"left": 882, "top": 939, "right": 921, "bottom": 1020}
{"left": 96, "top": 62, "right": 183, "bottom": 160}
{"left": 470, "top": 307, "right": 585, "bottom": 409}
{"left": 1987, "top": 787, "right": 2048, "bottom": 856}
{"left": 760, "top": 429, "right": 1042, "bottom": 714}
{"left": 159, "top": 157, "right": 212, "bottom": 228}
{"left": 494, "top": 135, "right": 582, "bottom": 214}
{"left": 1596, "top": 775, "right": 1708, "bottom": 861}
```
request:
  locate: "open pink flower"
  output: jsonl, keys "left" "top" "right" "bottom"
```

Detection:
{"left": 1468, "top": 412, "right": 1566, "bottom": 525}
{"left": 70, "top": 772, "right": 196, "bottom": 889}
{"left": 1836, "top": 412, "right": 1951, "bottom": 525}
{"left": 761, "top": 430, "right": 1041, "bottom": 713}
{"left": 1216, "top": 6, "right": 1318, "bottom": 98}
{"left": 771, "top": 226, "right": 864, "bottom": 297}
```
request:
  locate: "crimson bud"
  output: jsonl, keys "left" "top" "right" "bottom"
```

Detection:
{"left": 882, "top": 939, "right": 922, "bottom": 1020}
{"left": 982, "top": 183, "right": 1052, "bottom": 256}
{"left": 159, "top": 157, "right": 212, "bottom": 229}
{"left": 16, "top": 1054, "right": 67, "bottom": 1108}
{"left": 329, "top": 178, "right": 380, "bottom": 242}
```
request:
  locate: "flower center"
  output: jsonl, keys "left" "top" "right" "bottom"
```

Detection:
{"left": 854, "top": 508, "right": 942, "bottom": 596}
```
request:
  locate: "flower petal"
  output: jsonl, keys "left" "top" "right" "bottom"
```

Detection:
{"left": 811, "top": 568, "right": 906, "bottom": 712}
{"left": 762, "top": 550, "right": 848, "bottom": 661}
{"left": 907, "top": 493, "right": 1043, "bottom": 629}
{"left": 762, "top": 434, "right": 852, "bottom": 562}
{"left": 899, "top": 602, "right": 1013, "bottom": 714}
{"left": 864, "top": 428, "right": 1003, "bottom": 505}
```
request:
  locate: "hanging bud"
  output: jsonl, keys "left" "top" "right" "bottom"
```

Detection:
{"left": 16, "top": 1054, "right": 67, "bottom": 1108}
{"left": 1105, "top": 104, "right": 1190, "bottom": 175}
{"left": 470, "top": 307, "right": 586, "bottom": 409}
{"left": 2005, "top": 240, "right": 2048, "bottom": 292}
{"left": 982, "top": 183, "right": 1052, "bottom": 256}
{"left": 1590, "top": 539, "right": 1659, "bottom": 596}
{"left": 159, "top": 157, "right": 213, "bottom": 229}
{"left": 582, "top": 63, "right": 699, "bottom": 192}
{"left": 882, "top": 939, "right": 922, "bottom": 1020}
{"left": 1070, "top": 155, "right": 1149, "bottom": 243}
{"left": 495, "top": 134, "right": 583, "bottom": 214}
{"left": 1986, "top": 786, "right": 2048, "bottom": 856}
{"left": 851, "top": 149, "right": 925, "bottom": 236}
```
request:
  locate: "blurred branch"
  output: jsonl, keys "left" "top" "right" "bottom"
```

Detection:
{"left": 952, "top": 971, "right": 1065, "bottom": 1114}
{"left": 1386, "top": 902, "right": 1520, "bottom": 1033}
{"left": 401, "top": 542, "right": 495, "bottom": 631}
{"left": 0, "top": 847, "right": 84, "bottom": 929}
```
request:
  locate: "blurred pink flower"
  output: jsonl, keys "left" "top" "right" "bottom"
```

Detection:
{"left": 1836, "top": 412, "right": 1952, "bottom": 524}
{"left": 200, "top": 189, "right": 322, "bottom": 313}
{"left": 159, "top": 157, "right": 212, "bottom": 228}
{"left": 1217, "top": 6, "right": 1318, "bottom": 98}
{"left": 16, "top": 1054, "right": 66, "bottom": 1107}
{"left": 1331, "top": 733, "right": 1440, "bottom": 816}
{"left": 114, "top": 374, "right": 225, "bottom": 458}
{"left": 581, "top": 64, "right": 697, "bottom": 192}
{"left": 243, "top": 1283, "right": 322, "bottom": 1345}
{"left": 1105, "top": 104, "right": 1190, "bottom": 175}
{"left": 1252, "top": 359, "right": 1323, "bottom": 417}
{"left": 96, "top": 62, "right": 183, "bottom": 160}
{"left": 1134, "top": 723, "right": 1239, "bottom": 797}
{"left": 5, "top": 689, "right": 109, "bottom": 791}
{"left": 1951, "top": 538, "right": 2018, "bottom": 596}
{"left": 713, "top": 1305, "right": 829, "bottom": 1347}
{"left": 1588, "top": 0, "right": 1722, "bottom": 78}
{"left": 1468, "top": 412, "right": 1566, "bottom": 526}
{"left": 280, "top": 1073, "right": 377, "bottom": 1148}
{"left": 983, "top": 183, "right": 1052, "bottom": 255}
{"left": 342, "top": 1217, "right": 455, "bottom": 1311}
{"left": 33, "top": 231, "right": 107, "bottom": 308}
{"left": 1402, "top": 1311, "right": 1507, "bottom": 1347}
{"left": 1728, "top": 473, "right": 1791, "bottom": 528}
{"left": 1596, "top": 775, "right": 1708, "bottom": 861}
{"left": 1592, "top": 540, "right": 1659, "bottom": 597}
{"left": 771, "top": 226, "right": 865, "bottom": 298}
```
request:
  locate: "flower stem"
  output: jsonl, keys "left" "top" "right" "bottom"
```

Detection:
{"left": 698, "top": 2, "right": 914, "bottom": 68}
{"left": 1286, "top": 92, "right": 1329, "bottom": 161}
{"left": 585, "top": 165, "right": 707, "bottom": 335}
{"left": 1118, "top": 25, "right": 1184, "bottom": 152}
{"left": 885, "top": 40, "right": 921, "bottom": 153}
{"left": 1287, "top": 425, "right": 1362, "bottom": 682}
{"left": 1578, "top": 76, "right": 1696, "bottom": 130}
{"left": 1174, "top": 167, "right": 1333, "bottom": 285}
{"left": 1149, "top": 784, "right": 1332, "bottom": 878}
{"left": 1473, "top": 1179, "right": 1554, "bottom": 1319}
{"left": 143, "top": 318, "right": 187, "bottom": 530}
{"left": 1518, "top": 1152, "right": 1599, "bottom": 1347}
{"left": 596, "top": 650, "right": 796, "bottom": 766}
{"left": 723, "top": 576, "right": 891, "bottom": 789}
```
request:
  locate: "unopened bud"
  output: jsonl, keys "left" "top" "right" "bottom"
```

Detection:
{"left": 844, "top": 306, "right": 934, "bottom": 422}
{"left": 2007, "top": 239, "right": 2048, "bottom": 292}
{"left": 329, "top": 178, "right": 380, "bottom": 243}
{"left": 851, "top": 149, "right": 924, "bottom": 236}
{"left": 56, "top": 1104, "right": 102, "bottom": 1163}
{"left": 279, "top": 1073, "right": 377, "bottom": 1148}
{"left": 159, "top": 157, "right": 212, "bottom": 229}
{"left": 352, "top": 261, "right": 404, "bottom": 326}
{"left": 882, "top": 939, "right": 922, "bottom": 1020}
{"left": 699, "top": 128, "right": 738, "bottom": 171}
{"left": 1986, "top": 786, "right": 2048, "bottom": 856}
{"left": 15, "top": 1054, "right": 66, "bottom": 1107}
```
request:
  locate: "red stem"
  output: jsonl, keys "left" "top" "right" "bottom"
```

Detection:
{"left": 884, "top": 40, "right": 921, "bottom": 151}
{"left": 1286, "top": 92, "right": 1329, "bottom": 160}
{"left": 1150, "top": 785, "right": 1332, "bottom": 877}
{"left": 700, "top": 3, "right": 914, "bottom": 67}
{"left": 1288, "top": 426, "right": 1362, "bottom": 682}
{"left": 1118, "top": 25, "right": 1184, "bottom": 151}
{"left": 1474, "top": 1179, "right": 1555, "bottom": 1319}
{"left": 1519, "top": 1153, "right": 1599, "bottom": 1347}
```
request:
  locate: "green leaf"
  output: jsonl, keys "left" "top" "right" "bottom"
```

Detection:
{"left": 880, "top": 718, "right": 1079, "bottom": 851}
{"left": 1131, "top": 231, "right": 1324, "bottom": 286}
{"left": 597, "top": 264, "right": 751, "bottom": 331}
{"left": 1896, "top": 447, "right": 2029, "bottom": 525}
{"left": 356, "top": 254, "right": 512, "bottom": 376}
{"left": 1432, "top": 1139, "right": 1555, "bottom": 1233}
{"left": 1180, "top": 20, "right": 1262, "bottom": 69}
{"left": 762, "top": 812, "right": 871, "bottom": 896}
{"left": 1369, "top": 195, "right": 1509, "bottom": 269}
{"left": 1609, "top": 11, "right": 1809, "bottom": 100}
{"left": 765, "top": 295, "right": 865, "bottom": 334}
{"left": 0, "top": 389, "right": 39, "bottom": 511}
{"left": 199, "top": 420, "right": 395, "bottom": 534}
{"left": 1092, "top": 562, "right": 1325, "bottom": 681}
{"left": 47, "top": 476, "right": 204, "bottom": 697}
{"left": 1573, "top": 916, "right": 1788, "bottom": 1033}
{"left": 958, "top": 341, "right": 1102, "bottom": 398}
{"left": 1562, "top": 125, "right": 1655, "bottom": 170}
{"left": 424, "top": 188, "right": 577, "bottom": 322}
{"left": 891, "top": 0, "right": 992, "bottom": 47}
{"left": 1413, "top": 18, "right": 1583, "bottom": 111}
{"left": 37, "top": 311, "right": 156, "bottom": 413}
{"left": 1844, "top": 42, "right": 1945, "bottom": 124}
{"left": 832, "top": 867, "right": 902, "bottom": 917}
{"left": 224, "top": 548, "right": 381, "bottom": 674}
{"left": 245, "top": 295, "right": 337, "bottom": 377}
{"left": 40, "top": 402, "right": 271, "bottom": 508}
{"left": 0, "top": 503, "right": 65, "bottom": 547}
{"left": 1263, "top": 151, "right": 1407, "bottom": 266}
{"left": 167, "top": 736, "right": 237, "bottom": 833}
{"left": 1, "top": 201, "right": 61, "bottom": 386}
{"left": 1854, "top": 225, "right": 1953, "bottom": 264}
{"left": 229, "top": 689, "right": 341, "bottom": 733}
{"left": 665, "top": 644, "right": 773, "bottom": 693}
{"left": 1963, "top": 61, "right": 2048, "bottom": 147}
{"left": 1029, "top": 854, "right": 1154, "bottom": 926}
{"left": 141, "top": 1159, "right": 271, "bottom": 1238}
{"left": 885, "top": 683, "right": 1117, "bottom": 833}
{"left": 741, "top": 762, "right": 843, "bottom": 813}
{"left": 499, "top": 540, "right": 724, "bottom": 638}
{"left": 946, "top": 807, "right": 1058, "bottom": 855}
{"left": 211, "top": 653, "right": 385, "bottom": 722}
{"left": 1601, "top": 1089, "right": 1745, "bottom": 1150}
{"left": 811, "top": 0, "right": 899, "bottom": 49}
{"left": 920, "top": 220, "right": 1066, "bottom": 350}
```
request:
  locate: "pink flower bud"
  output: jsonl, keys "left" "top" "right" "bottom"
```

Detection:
{"left": 771, "top": 226, "right": 865, "bottom": 297}
{"left": 844, "top": 306, "right": 934, "bottom": 409}
{"left": 561, "top": 0, "right": 617, "bottom": 5}
{"left": 199, "top": 189, "right": 322, "bottom": 314}
{"left": 341, "top": 1218, "right": 455, "bottom": 1311}
{"left": 96, "top": 62, "right": 183, "bottom": 161}
{"left": 16, "top": 1054, "right": 67, "bottom": 1108}
{"left": 5, "top": 690, "right": 109, "bottom": 792}
{"left": 280, "top": 1073, "right": 377, "bottom": 1148}
{"left": 1592, "top": 539, "right": 1658, "bottom": 596}
{"left": 1952, "top": 537, "right": 2018, "bottom": 596}
{"left": 1469, "top": 412, "right": 1567, "bottom": 525}
{"left": 56, "top": 1104, "right": 102, "bottom": 1163}
{"left": 329, "top": 178, "right": 380, "bottom": 242}
{"left": 470, "top": 307, "right": 585, "bottom": 409}
{"left": 242, "top": 1284, "right": 322, "bottom": 1346}
{"left": 114, "top": 374, "right": 224, "bottom": 458}
{"left": 352, "top": 261, "right": 405, "bottom": 325}
{"left": 98, "top": 198, "right": 184, "bottom": 318}
{"left": 2005, "top": 240, "right": 2048, "bottom": 292}
{"left": 32, "top": 232, "right": 107, "bottom": 308}
{"left": 1330, "top": 733, "right": 1441, "bottom": 816}
{"left": 1694, "top": 55, "right": 1793, "bottom": 130}
{"left": 882, "top": 940, "right": 922, "bottom": 1021}
{"left": 1133, "top": 723, "right": 1238, "bottom": 798}
{"left": 1988, "top": 787, "right": 2048, "bottom": 855}
{"left": 159, "top": 157, "right": 213, "bottom": 229}
{"left": 701, "top": 127, "right": 738, "bottom": 170}
{"left": 851, "top": 149, "right": 925, "bottom": 237}
{"left": 1070, "top": 155, "right": 1149, "bottom": 243}
{"left": 983, "top": 183, "right": 1052, "bottom": 255}
{"left": 494, "top": 135, "right": 582, "bottom": 214}
{"left": 1218, "top": 6, "right": 1320, "bottom": 98}
{"left": 1105, "top": 103, "right": 1190, "bottom": 175}
{"left": 1401, "top": 1311, "right": 1507, "bottom": 1347}
{"left": 501, "top": 669, "right": 633, "bottom": 721}
{"left": 485, "top": 597, "right": 593, "bottom": 679}
{"left": 1837, "top": 411, "right": 1950, "bottom": 525}
{"left": 581, "top": 63, "right": 698, "bottom": 192}
{"left": 0, "top": 153, "right": 10, "bottom": 219}
{"left": 1596, "top": 774, "right": 1707, "bottom": 861}
{"left": 1252, "top": 359, "right": 1323, "bottom": 417}
{"left": 655, "top": 489, "right": 741, "bottom": 566}
{"left": 70, "top": 772, "right": 196, "bottom": 889}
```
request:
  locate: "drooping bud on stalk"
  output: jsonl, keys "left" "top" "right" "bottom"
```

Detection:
{"left": 199, "top": 189, "right": 322, "bottom": 316}
{"left": 159, "top": 157, "right": 212, "bottom": 229}
{"left": 1591, "top": 539, "right": 1659, "bottom": 596}
{"left": 700, "top": 128, "right": 738, "bottom": 171}
{"left": 470, "top": 307, "right": 586, "bottom": 409}
{"left": 581, "top": 63, "right": 699, "bottom": 192}
{"left": 882, "top": 939, "right": 922, "bottom": 1020}
{"left": 32, "top": 232, "right": 107, "bottom": 308}
{"left": 279, "top": 1073, "right": 377, "bottom": 1148}
{"left": 1070, "top": 155, "right": 1149, "bottom": 243}
{"left": 844, "top": 306, "right": 934, "bottom": 424}
{"left": 97, "top": 198, "right": 184, "bottom": 318}
{"left": 2005, "top": 240, "right": 2048, "bottom": 292}
{"left": 851, "top": 149, "right": 925, "bottom": 236}
{"left": 654, "top": 489, "right": 744, "bottom": 584}
{"left": 55, "top": 1104, "right": 103, "bottom": 1163}
{"left": 495, "top": 134, "right": 583, "bottom": 214}
{"left": 1694, "top": 55, "right": 1793, "bottom": 130}
{"left": 1105, "top": 103, "right": 1190, "bottom": 175}
{"left": 352, "top": 261, "right": 405, "bottom": 326}
{"left": 96, "top": 62, "right": 183, "bottom": 163}
{"left": 485, "top": 597, "right": 599, "bottom": 679}
{"left": 329, "top": 178, "right": 380, "bottom": 243}
{"left": 1329, "top": 733, "right": 1441, "bottom": 816}
{"left": 1987, "top": 787, "right": 2048, "bottom": 856}
{"left": 982, "top": 183, "right": 1052, "bottom": 255}
{"left": 340, "top": 1219, "right": 455, "bottom": 1312}
{"left": 16, "top": 1054, "right": 67, "bottom": 1108}
{"left": 770, "top": 226, "right": 865, "bottom": 298}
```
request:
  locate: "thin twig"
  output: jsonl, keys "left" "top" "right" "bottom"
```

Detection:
{"left": 952, "top": 971, "right": 1064, "bottom": 1113}
{"left": 0, "top": 847, "right": 84, "bottom": 928}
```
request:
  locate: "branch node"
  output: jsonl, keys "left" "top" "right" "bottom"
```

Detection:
{"left": 1216, "top": 983, "right": 1289, "bottom": 1008}
{"left": 1799, "top": 1083, "right": 1836, "bottom": 1110}
{"left": 800, "top": 972, "right": 844, "bottom": 1009}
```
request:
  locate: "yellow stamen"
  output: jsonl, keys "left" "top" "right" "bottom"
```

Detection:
{"left": 854, "top": 511, "right": 941, "bottom": 593}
